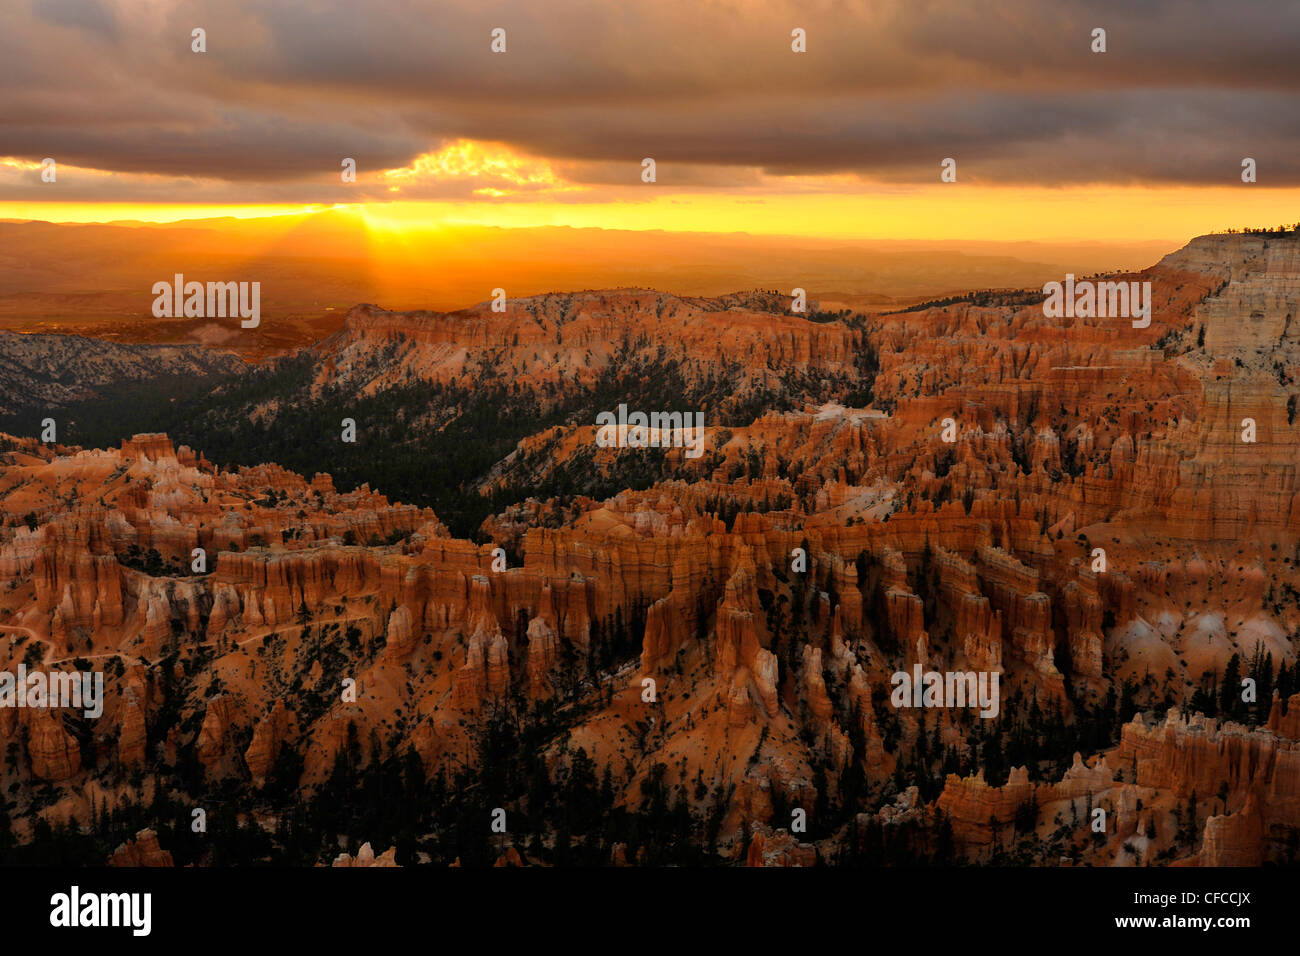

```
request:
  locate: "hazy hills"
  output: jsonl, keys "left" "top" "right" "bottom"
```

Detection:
{"left": 0, "top": 213, "right": 1178, "bottom": 359}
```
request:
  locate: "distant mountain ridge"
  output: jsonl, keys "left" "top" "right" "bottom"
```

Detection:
{"left": 0, "top": 331, "right": 246, "bottom": 416}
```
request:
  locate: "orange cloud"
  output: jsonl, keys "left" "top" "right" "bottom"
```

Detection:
{"left": 380, "top": 140, "right": 582, "bottom": 199}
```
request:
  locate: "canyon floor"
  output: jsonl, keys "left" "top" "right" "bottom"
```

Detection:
{"left": 2, "top": 229, "right": 1299, "bottom": 867}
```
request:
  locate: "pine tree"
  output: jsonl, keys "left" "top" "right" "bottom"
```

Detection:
{"left": 1220, "top": 653, "right": 1242, "bottom": 719}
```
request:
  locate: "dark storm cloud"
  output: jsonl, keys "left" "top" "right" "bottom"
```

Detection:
{"left": 1, "top": 0, "right": 1298, "bottom": 199}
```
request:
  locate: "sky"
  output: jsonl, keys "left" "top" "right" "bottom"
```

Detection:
{"left": 1, "top": 0, "right": 1297, "bottom": 242}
